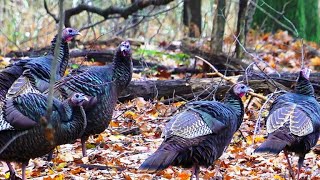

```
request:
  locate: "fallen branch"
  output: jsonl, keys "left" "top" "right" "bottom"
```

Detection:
{"left": 119, "top": 70, "right": 320, "bottom": 102}
{"left": 240, "top": 72, "right": 320, "bottom": 94}
{"left": 4, "top": 38, "right": 144, "bottom": 58}
{"left": 119, "top": 76, "right": 276, "bottom": 103}
{"left": 77, "top": 164, "right": 126, "bottom": 171}
{"left": 118, "top": 127, "right": 141, "bottom": 135}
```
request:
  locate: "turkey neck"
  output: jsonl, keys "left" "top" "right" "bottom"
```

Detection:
{"left": 48, "top": 35, "right": 69, "bottom": 77}
{"left": 223, "top": 92, "right": 244, "bottom": 118}
{"left": 111, "top": 52, "right": 133, "bottom": 91}
{"left": 54, "top": 101, "right": 84, "bottom": 144}
{"left": 295, "top": 73, "right": 314, "bottom": 96}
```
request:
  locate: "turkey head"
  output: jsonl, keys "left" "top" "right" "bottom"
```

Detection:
{"left": 62, "top": 28, "right": 81, "bottom": 42}
{"left": 233, "top": 83, "right": 254, "bottom": 97}
{"left": 70, "top": 93, "right": 89, "bottom": 106}
{"left": 118, "top": 41, "right": 131, "bottom": 58}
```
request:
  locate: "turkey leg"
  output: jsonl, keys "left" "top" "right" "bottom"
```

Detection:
{"left": 6, "top": 162, "right": 17, "bottom": 180}
{"left": 21, "top": 162, "right": 27, "bottom": 180}
{"left": 297, "top": 155, "right": 305, "bottom": 180}
{"left": 192, "top": 165, "right": 200, "bottom": 180}
{"left": 81, "top": 136, "right": 88, "bottom": 157}
{"left": 284, "top": 151, "right": 296, "bottom": 180}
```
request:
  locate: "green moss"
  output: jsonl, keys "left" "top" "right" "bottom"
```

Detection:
{"left": 135, "top": 48, "right": 190, "bottom": 64}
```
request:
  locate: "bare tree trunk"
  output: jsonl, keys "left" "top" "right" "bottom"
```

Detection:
{"left": 183, "top": 0, "right": 201, "bottom": 37}
{"left": 245, "top": 0, "right": 257, "bottom": 38}
{"left": 235, "top": 0, "right": 257, "bottom": 58}
{"left": 235, "top": 0, "right": 248, "bottom": 58}
{"left": 207, "top": 0, "right": 226, "bottom": 73}
{"left": 211, "top": 0, "right": 226, "bottom": 54}
{"left": 130, "top": 0, "right": 139, "bottom": 38}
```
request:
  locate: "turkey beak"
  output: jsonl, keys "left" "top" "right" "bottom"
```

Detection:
{"left": 83, "top": 96, "right": 89, "bottom": 102}
{"left": 120, "top": 46, "right": 127, "bottom": 52}
{"left": 246, "top": 87, "right": 254, "bottom": 94}
{"left": 120, "top": 46, "right": 130, "bottom": 56}
{"left": 74, "top": 31, "right": 81, "bottom": 36}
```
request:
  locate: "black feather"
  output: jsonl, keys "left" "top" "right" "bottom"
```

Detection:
{"left": 45, "top": 41, "right": 133, "bottom": 156}
{"left": 255, "top": 68, "right": 320, "bottom": 175}
{"left": 139, "top": 84, "right": 248, "bottom": 175}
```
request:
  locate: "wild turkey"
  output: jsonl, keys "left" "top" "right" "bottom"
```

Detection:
{"left": 254, "top": 68, "right": 320, "bottom": 179}
{"left": 139, "top": 83, "right": 253, "bottom": 179}
{"left": 6, "top": 27, "right": 80, "bottom": 97}
{"left": 0, "top": 92, "right": 88, "bottom": 180}
{"left": 0, "top": 28, "right": 80, "bottom": 134}
{"left": 47, "top": 40, "right": 133, "bottom": 156}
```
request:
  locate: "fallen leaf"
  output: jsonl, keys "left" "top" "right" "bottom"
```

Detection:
{"left": 177, "top": 171, "right": 191, "bottom": 180}
{"left": 310, "top": 57, "right": 320, "bottom": 66}
{"left": 124, "top": 111, "right": 139, "bottom": 120}
{"left": 70, "top": 167, "right": 85, "bottom": 175}
{"left": 123, "top": 173, "right": 132, "bottom": 180}
{"left": 110, "top": 120, "right": 120, "bottom": 128}
{"left": 273, "top": 174, "right": 285, "bottom": 180}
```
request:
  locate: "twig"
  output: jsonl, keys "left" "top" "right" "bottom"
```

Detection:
{"left": 133, "top": 0, "right": 183, "bottom": 18}
{"left": 251, "top": 0, "right": 298, "bottom": 37}
{"left": 300, "top": 39, "right": 305, "bottom": 68}
{"left": 0, "top": 29, "right": 21, "bottom": 51}
{"left": 0, "top": 131, "right": 29, "bottom": 155}
{"left": 77, "top": 164, "right": 126, "bottom": 171}
{"left": 222, "top": 12, "right": 282, "bottom": 90}
{"left": 148, "top": 15, "right": 163, "bottom": 44}
{"left": 253, "top": 90, "right": 285, "bottom": 137}
{"left": 44, "top": 0, "right": 59, "bottom": 23}
{"left": 195, "top": 56, "right": 267, "bottom": 101}
{"left": 260, "top": 0, "right": 298, "bottom": 36}
{"left": 115, "top": 13, "right": 148, "bottom": 36}
{"left": 80, "top": 19, "right": 107, "bottom": 32}
{"left": 45, "top": 0, "right": 64, "bottom": 144}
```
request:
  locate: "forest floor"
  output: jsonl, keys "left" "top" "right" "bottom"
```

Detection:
{"left": 0, "top": 30, "right": 320, "bottom": 180}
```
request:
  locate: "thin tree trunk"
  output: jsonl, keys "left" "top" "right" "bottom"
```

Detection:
{"left": 207, "top": 0, "right": 226, "bottom": 73}
{"left": 245, "top": 0, "right": 257, "bottom": 37}
{"left": 45, "top": 0, "right": 64, "bottom": 144}
{"left": 183, "top": 0, "right": 202, "bottom": 37}
{"left": 235, "top": 0, "right": 248, "bottom": 58}
{"left": 211, "top": 0, "right": 226, "bottom": 54}
{"left": 130, "top": 0, "right": 139, "bottom": 38}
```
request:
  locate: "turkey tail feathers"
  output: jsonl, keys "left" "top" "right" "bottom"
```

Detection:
{"left": 254, "top": 140, "right": 287, "bottom": 154}
{"left": 139, "top": 150, "right": 178, "bottom": 173}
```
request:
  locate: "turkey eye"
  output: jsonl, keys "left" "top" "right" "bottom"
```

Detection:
{"left": 68, "top": 29, "right": 73, "bottom": 33}
{"left": 75, "top": 94, "right": 79, "bottom": 98}
{"left": 241, "top": 86, "right": 245, "bottom": 89}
